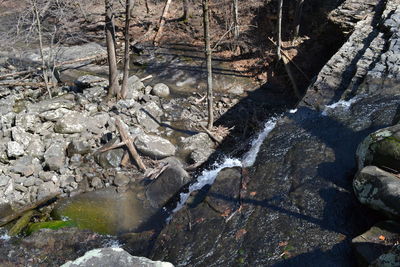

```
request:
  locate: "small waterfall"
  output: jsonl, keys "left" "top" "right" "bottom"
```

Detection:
{"left": 322, "top": 95, "right": 363, "bottom": 116}
{"left": 173, "top": 117, "right": 278, "bottom": 213}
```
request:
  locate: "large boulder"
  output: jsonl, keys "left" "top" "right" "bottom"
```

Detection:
{"left": 352, "top": 221, "right": 400, "bottom": 266}
{"left": 136, "top": 102, "right": 163, "bottom": 132}
{"left": 135, "top": 134, "right": 175, "bottom": 159}
{"left": 353, "top": 166, "right": 400, "bottom": 217}
{"left": 61, "top": 248, "right": 174, "bottom": 267}
{"left": 356, "top": 124, "right": 400, "bottom": 172}
{"left": 146, "top": 161, "right": 190, "bottom": 208}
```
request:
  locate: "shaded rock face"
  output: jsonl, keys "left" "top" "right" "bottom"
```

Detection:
{"left": 354, "top": 166, "right": 400, "bottom": 217}
{"left": 149, "top": 1, "right": 400, "bottom": 266}
{"left": 370, "top": 244, "right": 400, "bottom": 266}
{"left": 352, "top": 221, "right": 400, "bottom": 266}
{"left": 61, "top": 248, "right": 174, "bottom": 267}
{"left": 356, "top": 124, "right": 400, "bottom": 172}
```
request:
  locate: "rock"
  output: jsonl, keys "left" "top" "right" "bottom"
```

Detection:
{"left": 10, "top": 156, "right": 35, "bottom": 177}
{"left": 151, "top": 83, "right": 170, "bottom": 97}
{"left": 61, "top": 248, "right": 174, "bottom": 267}
{"left": 26, "top": 136, "right": 45, "bottom": 159}
{"left": 91, "top": 177, "right": 103, "bottom": 189}
{"left": 94, "top": 138, "right": 125, "bottom": 169}
{"left": 54, "top": 111, "right": 88, "bottom": 134}
{"left": 227, "top": 84, "right": 244, "bottom": 95}
{"left": 44, "top": 143, "right": 66, "bottom": 171}
{"left": 67, "top": 140, "right": 91, "bottom": 157}
{"left": 15, "top": 112, "right": 40, "bottom": 132}
{"left": 27, "top": 95, "right": 75, "bottom": 113}
{"left": 352, "top": 221, "right": 400, "bottom": 266}
{"left": 126, "top": 75, "right": 145, "bottom": 100}
{"left": 370, "top": 244, "right": 400, "bottom": 267}
{"left": 136, "top": 102, "right": 163, "bottom": 132}
{"left": 146, "top": 162, "right": 190, "bottom": 208}
{"left": 7, "top": 141, "right": 24, "bottom": 158}
{"left": 0, "top": 175, "right": 10, "bottom": 187}
{"left": 40, "top": 108, "right": 73, "bottom": 122}
{"left": 75, "top": 75, "right": 108, "bottom": 89}
{"left": 37, "top": 181, "right": 59, "bottom": 200}
{"left": 206, "top": 167, "right": 241, "bottom": 213}
{"left": 135, "top": 134, "right": 176, "bottom": 159}
{"left": 114, "top": 172, "right": 130, "bottom": 187}
{"left": 181, "top": 133, "right": 214, "bottom": 164}
{"left": 353, "top": 166, "right": 400, "bottom": 217}
{"left": 356, "top": 124, "right": 400, "bottom": 172}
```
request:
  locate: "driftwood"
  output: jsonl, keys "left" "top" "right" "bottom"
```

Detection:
{"left": 267, "top": 37, "right": 310, "bottom": 81}
{"left": 0, "top": 192, "right": 60, "bottom": 227}
{"left": 200, "top": 124, "right": 222, "bottom": 144}
{"left": 115, "top": 118, "right": 147, "bottom": 171}
{"left": 0, "top": 81, "right": 57, "bottom": 87}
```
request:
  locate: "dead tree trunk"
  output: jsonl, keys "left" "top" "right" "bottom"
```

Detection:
{"left": 182, "top": 0, "right": 189, "bottom": 21}
{"left": 277, "top": 0, "right": 283, "bottom": 60}
{"left": 145, "top": 0, "right": 150, "bottom": 13}
{"left": 120, "top": 0, "right": 132, "bottom": 99}
{"left": 293, "top": 0, "right": 304, "bottom": 39}
{"left": 32, "top": 0, "right": 52, "bottom": 98}
{"left": 105, "top": 0, "right": 120, "bottom": 98}
{"left": 153, "top": 0, "right": 172, "bottom": 45}
{"left": 232, "top": 0, "right": 239, "bottom": 39}
{"left": 202, "top": 0, "right": 213, "bottom": 130}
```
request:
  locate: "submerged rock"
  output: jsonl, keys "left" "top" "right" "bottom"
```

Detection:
{"left": 353, "top": 166, "right": 400, "bottom": 217}
{"left": 61, "top": 248, "right": 174, "bottom": 267}
{"left": 352, "top": 221, "right": 400, "bottom": 266}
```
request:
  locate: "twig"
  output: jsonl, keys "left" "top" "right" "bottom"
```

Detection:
{"left": 140, "top": 75, "right": 153, "bottom": 82}
{"left": 96, "top": 141, "right": 127, "bottom": 153}
{"left": 200, "top": 124, "right": 222, "bottom": 144}
{"left": 115, "top": 118, "right": 147, "bottom": 171}
{"left": 267, "top": 37, "right": 310, "bottom": 81}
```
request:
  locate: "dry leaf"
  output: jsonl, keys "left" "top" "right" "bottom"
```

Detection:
{"left": 379, "top": 235, "right": 385, "bottom": 241}
{"left": 250, "top": 191, "right": 257, "bottom": 196}
{"left": 235, "top": 229, "right": 247, "bottom": 240}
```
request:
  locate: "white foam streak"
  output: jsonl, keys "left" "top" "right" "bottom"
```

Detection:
{"left": 0, "top": 233, "right": 10, "bottom": 241}
{"left": 242, "top": 118, "right": 277, "bottom": 167}
{"left": 322, "top": 95, "right": 363, "bottom": 116}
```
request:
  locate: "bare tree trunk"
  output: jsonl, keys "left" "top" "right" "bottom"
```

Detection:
{"left": 277, "top": 0, "right": 283, "bottom": 60}
{"left": 105, "top": 0, "right": 120, "bottom": 98}
{"left": 32, "top": 0, "right": 52, "bottom": 98}
{"left": 153, "top": 0, "right": 172, "bottom": 45}
{"left": 145, "top": 0, "right": 150, "bottom": 13}
{"left": 232, "top": 0, "right": 239, "bottom": 39}
{"left": 202, "top": 0, "right": 213, "bottom": 130}
{"left": 182, "top": 0, "right": 189, "bottom": 20}
{"left": 293, "top": 0, "right": 304, "bottom": 39}
{"left": 120, "top": 0, "right": 132, "bottom": 99}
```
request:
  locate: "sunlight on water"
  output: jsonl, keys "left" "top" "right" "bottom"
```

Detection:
{"left": 322, "top": 95, "right": 364, "bottom": 116}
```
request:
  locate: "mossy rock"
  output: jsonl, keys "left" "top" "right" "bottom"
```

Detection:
{"left": 26, "top": 220, "right": 77, "bottom": 235}
{"left": 8, "top": 210, "right": 35, "bottom": 236}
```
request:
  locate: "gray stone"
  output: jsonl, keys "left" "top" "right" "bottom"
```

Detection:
{"left": 37, "top": 181, "right": 59, "bottom": 200}
{"left": 151, "top": 83, "right": 170, "bottom": 98}
{"left": 114, "top": 172, "right": 130, "bottom": 187}
{"left": 136, "top": 102, "right": 162, "bottom": 132}
{"left": 61, "top": 248, "right": 174, "bottom": 267}
{"left": 94, "top": 138, "right": 125, "bottom": 169}
{"left": 15, "top": 112, "right": 40, "bottom": 132}
{"left": 181, "top": 133, "right": 214, "bottom": 152}
{"left": 40, "top": 108, "right": 73, "bottom": 122}
{"left": 39, "top": 171, "right": 57, "bottom": 182}
{"left": 26, "top": 136, "right": 45, "bottom": 159}
{"left": 23, "top": 177, "right": 37, "bottom": 187}
{"left": 7, "top": 141, "right": 24, "bottom": 158}
{"left": 83, "top": 86, "right": 107, "bottom": 100}
{"left": 60, "top": 175, "right": 76, "bottom": 188}
{"left": 11, "top": 126, "right": 33, "bottom": 148}
{"left": 91, "top": 177, "right": 103, "bottom": 189}
{"left": 27, "top": 95, "right": 75, "bottom": 113}
{"left": 135, "top": 134, "right": 176, "bottom": 159}
{"left": 0, "top": 175, "right": 10, "bottom": 187}
{"left": 353, "top": 166, "right": 400, "bottom": 217}
{"left": 352, "top": 221, "right": 400, "bottom": 266}
{"left": 227, "top": 84, "right": 244, "bottom": 95}
{"left": 67, "top": 140, "right": 91, "bottom": 157}
{"left": 146, "top": 162, "right": 190, "bottom": 208}
{"left": 75, "top": 75, "right": 108, "bottom": 89}
{"left": 54, "top": 111, "right": 88, "bottom": 134}
{"left": 44, "top": 143, "right": 66, "bottom": 171}
{"left": 126, "top": 75, "right": 145, "bottom": 100}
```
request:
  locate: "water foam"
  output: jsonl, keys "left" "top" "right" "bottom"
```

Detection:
{"left": 322, "top": 95, "right": 363, "bottom": 116}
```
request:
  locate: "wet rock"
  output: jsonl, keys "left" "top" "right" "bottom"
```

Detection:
{"left": 353, "top": 166, "right": 400, "bottom": 217}
{"left": 61, "top": 248, "right": 174, "bottom": 267}
{"left": 146, "top": 162, "right": 190, "bottom": 208}
{"left": 152, "top": 83, "right": 170, "bottom": 98}
{"left": 206, "top": 167, "right": 241, "bottom": 213}
{"left": 356, "top": 124, "right": 400, "bottom": 172}
{"left": 54, "top": 111, "right": 88, "bottom": 134}
{"left": 7, "top": 141, "right": 24, "bottom": 158}
{"left": 44, "top": 143, "right": 66, "bottom": 171}
{"left": 352, "top": 221, "right": 400, "bottom": 266}
{"left": 135, "top": 134, "right": 176, "bottom": 159}
{"left": 114, "top": 172, "right": 130, "bottom": 187}
{"left": 75, "top": 75, "right": 108, "bottom": 89}
{"left": 370, "top": 244, "right": 400, "bottom": 266}
{"left": 67, "top": 140, "right": 91, "bottom": 157}
{"left": 136, "top": 102, "right": 163, "bottom": 132}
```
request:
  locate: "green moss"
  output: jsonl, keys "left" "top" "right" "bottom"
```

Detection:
{"left": 26, "top": 220, "right": 77, "bottom": 235}
{"left": 8, "top": 210, "right": 34, "bottom": 236}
